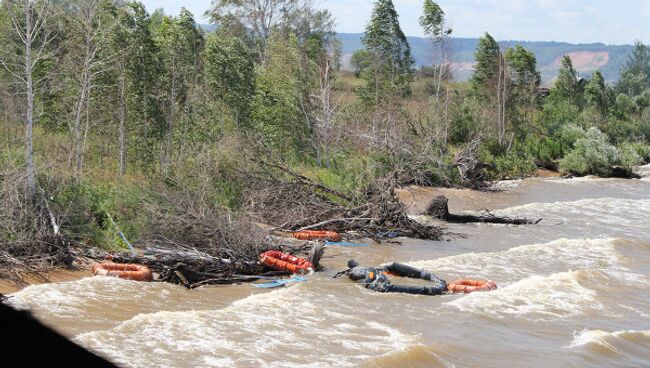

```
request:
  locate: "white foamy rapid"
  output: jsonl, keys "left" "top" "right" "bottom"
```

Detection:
{"left": 568, "top": 329, "right": 650, "bottom": 352}
{"left": 446, "top": 271, "right": 602, "bottom": 320}
{"left": 495, "top": 198, "right": 650, "bottom": 239}
{"left": 411, "top": 238, "right": 627, "bottom": 282}
{"left": 410, "top": 238, "right": 647, "bottom": 320}
{"left": 637, "top": 164, "right": 650, "bottom": 181}
{"left": 487, "top": 179, "right": 522, "bottom": 191}
{"left": 9, "top": 276, "right": 173, "bottom": 316}
{"left": 74, "top": 285, "right": 417, "bottom": 368}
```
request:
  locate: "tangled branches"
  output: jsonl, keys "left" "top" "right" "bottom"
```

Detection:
{"left": 244, "top": 159, "right": 443, "bottom": 241}
{"left": 0, "top": 163, "right": 70, "bottom": 280}
{"left": 283, "top": 176, "right": 442, "bottom": 240}
{"left": 454, "top": 137, "right": 488, "bottom": 188}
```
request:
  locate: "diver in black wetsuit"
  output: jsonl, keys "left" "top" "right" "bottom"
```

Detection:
{"left": 336, "top": 259, "right": 448, "bottom": 296}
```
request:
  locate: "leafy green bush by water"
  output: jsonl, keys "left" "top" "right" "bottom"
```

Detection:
{"left": 560, "top": 127, "right": 642, "bottom": 176}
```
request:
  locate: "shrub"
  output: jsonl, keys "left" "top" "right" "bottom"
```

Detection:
{"left": 628, "top": 142, "right": 650, "bottom": 163}
{"left": 559, "top": 127, "right": 641, "bottom": 176}
{"left": 557, "top": 123, "right": 587, "bottom": 149}
{"left": 618, "top": 145, "right": 643, "bottom": 167}
{"left": 524, "top": 136, "right": 563, "bottom": 162}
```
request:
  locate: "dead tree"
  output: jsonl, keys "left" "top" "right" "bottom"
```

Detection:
{"left": 454, "top": 137, "right": 487, "bottom": 187}
{"left": 1, "top": 0, "right": 56, "bottom": 195}
{"left": 312, "top": 49, "right": 339, "bottom": 168}
{"left": 67, "top": 0, "right": 117, "bottom": 180}
{"left": 424, "top": 195, "right": 541, "bottom": 225}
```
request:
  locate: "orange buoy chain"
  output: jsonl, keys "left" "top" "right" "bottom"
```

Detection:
{"left": 259, "top": 250, "right": 313, "bottom": 274}
{"left": 92, "top": 262, "right": 154, "bottom": 282}
{"left": 447, "top": 279, "right": 497, "bottom": 294}
{"left": 293, "top": 230, "right": 342, "bottom": 242}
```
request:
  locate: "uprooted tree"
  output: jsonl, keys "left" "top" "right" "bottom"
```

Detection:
{"left": 423, "top": 195, "right": 541, "bottom": 224}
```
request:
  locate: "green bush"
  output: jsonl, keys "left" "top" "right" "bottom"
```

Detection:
{"left": 619, "top": 146, "right": 643, "bottom": 167}
{"left": 490, "top": 149, "right": 537, "bottom": 179}
{"left": 629, "top": 142, "right": 650, "bottom": 163}
{"left": 604, "top": 118, "right": 645, "bottom": 144}
{"left": 559, "top": 127, "right": 641, "bottom": 176}
{"left": 539, "top": 99, "right": 580, "bottom": 133}
{"left": 51, "top": 180, "right": 149, "bottom": 251}
{"left": 524, "top": 136, "right": 562, "bottom": 162}
{"left": 448, "top": 101, "right": 480, "bottom": 145}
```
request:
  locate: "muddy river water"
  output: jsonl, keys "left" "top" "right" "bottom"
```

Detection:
{"left": 9, "top": 165, "right": 650, "bottom": 367}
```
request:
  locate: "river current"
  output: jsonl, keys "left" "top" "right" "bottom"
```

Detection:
{"left": 9, "top": 165, "right": 650, "bottom": 367}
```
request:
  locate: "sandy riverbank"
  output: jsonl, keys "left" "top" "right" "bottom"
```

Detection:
{"left": 0, "top": 268, "right": 92, "bottom": 294}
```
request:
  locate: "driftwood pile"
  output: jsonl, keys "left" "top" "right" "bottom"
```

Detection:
{"left": 277, "top": 178, "right": 442, "bottom": 240}
{"left": 454, "top": 138, "right": 489, "bottom": 188}
{"left": 0, "top": 164, "right": 72, "bottom": 281}
{"left": 105, "top": 242, "right": 323, "bottom": 288}
{"left": 244, "top": 159, "right": 443, "bottom": 241}
{"left": 424, "top": 195, "right": 541, "bottom": 225}
{"left": 110, "top": 247, "right": 267, "bottom": 288}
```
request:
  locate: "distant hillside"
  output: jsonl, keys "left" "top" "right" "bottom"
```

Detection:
{"left": 337, "top": 33, "right": 635, "bottom": 83}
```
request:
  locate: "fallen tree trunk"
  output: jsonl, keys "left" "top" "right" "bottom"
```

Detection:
{"left": 424, "top": 196, "right": 541, "bottom": 225}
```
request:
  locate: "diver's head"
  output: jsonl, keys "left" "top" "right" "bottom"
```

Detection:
{"left": 347, "top": 259, "right": 359, "bottom": 269}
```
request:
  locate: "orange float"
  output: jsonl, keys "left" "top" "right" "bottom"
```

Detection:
{"left": 259, "top": 250, "right": 313, "bottom": 274}
{"left": 292, "top": 230, "right": 342, "bottom": 242}
{"left": 92, "top": 262, "right": 153, "bottom": 282}
{"left": 447, "top": 279, "right": 497, "bottom": 294}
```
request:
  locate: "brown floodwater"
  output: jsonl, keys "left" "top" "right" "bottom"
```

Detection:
{"left": 8, "top": 165, "right": 650, "bottom": 367}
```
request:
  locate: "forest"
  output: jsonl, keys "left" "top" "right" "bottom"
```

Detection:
{"left": 1, "top": 0, "right": 650, "bottom": 278}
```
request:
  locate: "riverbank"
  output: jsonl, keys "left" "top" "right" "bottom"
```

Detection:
{"left": 0, "top": 268, "right": 92, "bottom": 294}
{"left": 7, "top": 170, "right": 650, "bottom": 368}
{"left": 4, "top": 165, "right": 646, "bottom": 295}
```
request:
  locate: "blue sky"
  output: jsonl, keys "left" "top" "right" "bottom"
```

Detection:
{"left": 141, "top": 0, "right": 650, "bottom": 45}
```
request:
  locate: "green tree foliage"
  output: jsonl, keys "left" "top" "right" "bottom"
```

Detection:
{"left": 123, "top": 1, "right": 163, "bottom": 168}
{"left": 617, "top": 41, "right": 650, "bottom": 96}
{"left": 419, "top": 0, "right": 448, "bottom": 40}
{"left": 613, "top": 93, "right": 636, "bottom": 120}
{"left": 504, "top": 45, "right": 540, "bottom": 132}
{"left": 505, "top": 45, "right": 540, "bottom": 93}
{"left": 350, "top": 49, "right": 370, "bottom": 78}
{"left": 251, "top": 32, "right": 315, "bottom": 153}
{"left": 470, "top": 33, "right": 500, "bottom": 98}
{"left": 358, "top": 0, "right": 414, "bottom": 105}
{"left": 560, "top": 127, "right": 642, "bottom": 176}
{"left": 584, "top": 71, "right": 612, "bottom": 116}
{"left": 550, "top": 55, "right": 582, "bottom": 106}
{"left": 155, "top": 9, "right": 204, "bottom": 167}
{"left": 204, "top": 33, "right": 256, "bottom": 127}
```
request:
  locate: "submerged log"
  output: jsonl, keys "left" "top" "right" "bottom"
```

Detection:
{"left": 424, "top": 196, "right": 541, "bottom": 225}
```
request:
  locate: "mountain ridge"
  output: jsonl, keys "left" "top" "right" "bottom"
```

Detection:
{"left": 336, "top": 33, "right": 635, "bottom": 83}
{"left": 196, "top": 25, "right": 635, "bottom": 83}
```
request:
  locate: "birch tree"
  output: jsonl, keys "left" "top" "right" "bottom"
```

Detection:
{"left": 0, "top": 0, "right": 57, "bottom": 195}
{"left": 66, "top": 0, "right": 117, "bottom": 179}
